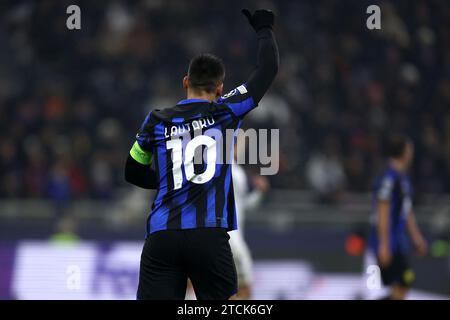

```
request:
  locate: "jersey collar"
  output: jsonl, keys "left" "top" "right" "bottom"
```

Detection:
{"left": 177, "top": 98, "right": 210, "bottom": 105}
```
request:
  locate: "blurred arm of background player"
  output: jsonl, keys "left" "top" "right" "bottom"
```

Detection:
{"left": 245, "top": 175, "right": 270, "bottom": 210}
{"left": 377, "top": 200, "right": 392, "bottom": 267}
{"left": 406, "top": 211, "right": 428, "bottom": 256}
{"left": 377, "top": 201, "right": 428, "bottom": 267}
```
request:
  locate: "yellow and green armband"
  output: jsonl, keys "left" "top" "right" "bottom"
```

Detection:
{"left": 130, "top": 141, "right": 153, "bottom": 165}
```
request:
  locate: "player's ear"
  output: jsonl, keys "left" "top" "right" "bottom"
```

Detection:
{"left": 216, "top": 83, "right": 224, "bottom": 98}
{"left": 183, "top": 76, "right": 189, "bottom": 90}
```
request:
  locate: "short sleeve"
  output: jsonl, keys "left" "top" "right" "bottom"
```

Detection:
{"left": 377, "top": 175, "right": 394, "bottom": 201}
{"left": 217, "top": 84, "right": 256, "bottom": 117}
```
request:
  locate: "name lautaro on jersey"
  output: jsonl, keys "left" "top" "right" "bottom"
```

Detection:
{"left": 164, "top": 116, "right": 215, "bottom": 138}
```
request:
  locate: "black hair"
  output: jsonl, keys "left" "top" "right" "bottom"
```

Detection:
{"left": 187, "top": 53, "right": 225, "bottom": 93}
{"left": 384, "top": 133, "right": 411, "bottom": 158}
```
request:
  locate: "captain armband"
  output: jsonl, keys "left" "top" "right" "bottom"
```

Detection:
{"left": 130, "top": 141, "right": 152, "bottom": 165}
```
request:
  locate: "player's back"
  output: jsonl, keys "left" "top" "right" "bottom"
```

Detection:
{"left": 128, "top": 20, "right": 279, "bottom": 239}
{"left": 137, "top": 90, "right": 254, "bottom": 235}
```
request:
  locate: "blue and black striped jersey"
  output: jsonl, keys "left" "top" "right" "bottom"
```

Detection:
{"left": 131, "top": 84, "right": 256, "bottom": 235}
{"left": 368, "top": 166, "right": 413, "bottom": 253}
{"left": 127, "top": 27, "right": 279, "bottom": 235}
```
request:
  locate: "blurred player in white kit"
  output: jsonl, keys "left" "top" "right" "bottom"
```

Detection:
{"left": 230, "top": 163, "right": 269, "bottom": 299}
{"left": 229, "top": 138, "right": 269, "bottom": 299}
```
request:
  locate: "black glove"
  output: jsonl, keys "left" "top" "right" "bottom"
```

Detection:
{"left": 242, "top": 9, "right": 275, "bottom": 32}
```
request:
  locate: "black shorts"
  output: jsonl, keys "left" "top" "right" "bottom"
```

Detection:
{"left": 378, "top": 251, "right": 415, "bottom": 287}
{"left": 137, "top": 227, "right": 237, "bottom": 300}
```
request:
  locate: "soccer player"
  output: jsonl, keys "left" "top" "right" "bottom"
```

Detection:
{"left": 124, "top": 9, "right": 279, "bottom": 300}
{"left": 367, "top": 134, "right": 427, "bottom": 300}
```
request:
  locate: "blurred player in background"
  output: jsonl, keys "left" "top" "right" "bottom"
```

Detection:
{"left": 124, "top": 9, "right": 279, "bottom": 300}
{"left": 230, "top": 138, "right": 270, "bottom": 299}
{"left": 366, "top": 134, "right": 428, "bottom": 300}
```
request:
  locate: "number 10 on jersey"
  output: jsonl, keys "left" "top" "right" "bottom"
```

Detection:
{"left": 166, "top": 135, "right": 217, "bottom": 190}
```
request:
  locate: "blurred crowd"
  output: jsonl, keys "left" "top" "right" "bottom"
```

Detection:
{"left": 0, "top": 0, "right": 449, "bottom": 202}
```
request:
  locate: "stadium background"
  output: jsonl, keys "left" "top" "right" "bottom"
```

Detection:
{"left": 0, "top": 0, "right": 449, "bottom": 299}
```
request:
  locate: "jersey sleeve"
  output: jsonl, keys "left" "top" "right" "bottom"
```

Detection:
{"left": 130, "top": 112, "right": 154, "bottom": 165}
{"left": 403, "top": 178, "right": 413, "bottom": 214}
{"left": 217, "top": 83, "right": 256, "bottom": 117}
{"left": 377, "top": 174, "right": 394, "bottom": 201}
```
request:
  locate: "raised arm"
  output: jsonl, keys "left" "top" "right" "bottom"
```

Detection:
{"left": 242, "top": 9, "right": 280, "bottom": 104}
{"left": 217, "top": 9, "right": 279, "bottom": 117}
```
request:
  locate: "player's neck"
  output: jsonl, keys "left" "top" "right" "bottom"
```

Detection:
{"left": 389, "top": 159, "right": 407, "bottom": 173}
{"left": 186, "top": 90, "right": 217, "bottom": 102}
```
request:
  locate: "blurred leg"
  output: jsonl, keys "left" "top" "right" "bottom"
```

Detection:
{"left": 390, "top": 284, "right": 409, "bottom": 300}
